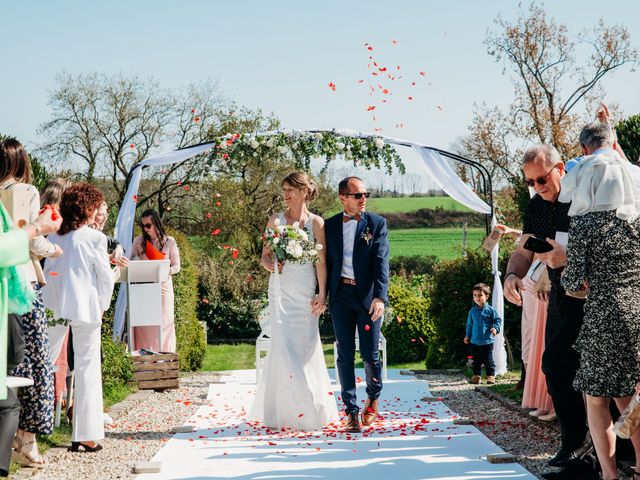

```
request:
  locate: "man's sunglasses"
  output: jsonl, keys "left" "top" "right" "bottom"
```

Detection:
{"left": 142, "top": 223, "right": 154, "bottom": 229}
{"left": 344, "top": 192, "right": 371, "bottom": 199}
{"left": 524, "top": 165, "right": 558, "bottom": 187}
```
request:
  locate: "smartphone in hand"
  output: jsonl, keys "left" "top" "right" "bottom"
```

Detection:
{"left": 523, "top": 236, "right": 553, "bottom": 254}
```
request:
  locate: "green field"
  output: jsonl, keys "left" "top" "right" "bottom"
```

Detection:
{"left": 388, "top": 227, "right": 485, "bottom": 259}
{"left": 367, "top": 196, "right": 471, "bottom": 213}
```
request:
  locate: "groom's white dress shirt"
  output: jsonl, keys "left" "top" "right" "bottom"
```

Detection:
{"left": 340, "top": 215, "right": 357, "bottom": 279}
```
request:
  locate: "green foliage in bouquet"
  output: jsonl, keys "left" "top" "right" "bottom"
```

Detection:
{"left": 263, "top": 220, "right": 321, "bottom": 264}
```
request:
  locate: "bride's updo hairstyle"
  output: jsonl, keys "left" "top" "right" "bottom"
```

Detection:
{"left": 282, "top": 172, "right": 317, "bottom": 202}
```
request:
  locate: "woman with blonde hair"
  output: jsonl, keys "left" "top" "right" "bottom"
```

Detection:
{"left": 248, "top": 171, "right": 338, "bottom": 431}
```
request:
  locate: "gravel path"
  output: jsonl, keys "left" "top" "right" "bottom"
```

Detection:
{"left": 21, "top": 373, "right": 220, "bottom": 480}
{"left": 420, "top": 373, "right": 559, "bottom": 480}
{"left": 14, "top": 372, "right": 592, "bottom": 479}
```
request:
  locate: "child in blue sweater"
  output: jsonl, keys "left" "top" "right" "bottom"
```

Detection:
{"left": 464, "top": 283, "right": 502, "bottom": 384}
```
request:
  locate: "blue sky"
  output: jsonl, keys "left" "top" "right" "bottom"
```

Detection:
{"left": 1, "top": 0, "right": 638, "bottom": 172}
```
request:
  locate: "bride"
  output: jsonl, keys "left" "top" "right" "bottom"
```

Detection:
{"left": 248, "top": 172, "right": 339, "bottom": 430}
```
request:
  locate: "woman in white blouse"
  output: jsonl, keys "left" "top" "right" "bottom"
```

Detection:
{"left": 42, "top": 183, "right": 115, "bottom": 453}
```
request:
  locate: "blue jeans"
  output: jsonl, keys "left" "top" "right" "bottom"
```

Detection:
{"left": 330, "top": 284, "right": 383, "bottom": 414}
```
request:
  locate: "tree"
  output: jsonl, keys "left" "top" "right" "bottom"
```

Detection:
{"left": 38, "top": 72, "right": 231, "bottom": 211}
{"left": 458, "top": 2, "right": 637, "bottom": 212}
{"left": 616, "top": 114, "right": 640, "bottom": 164}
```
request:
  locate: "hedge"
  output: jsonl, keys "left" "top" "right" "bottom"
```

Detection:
{"left": 426, "top": 244, "right": 521, "bottom": 369}
{"left": 169, "top": 228, "right": 206, "bottom": 371}
{"left": 383, "top": 275, "right": 435, "bottom": 363}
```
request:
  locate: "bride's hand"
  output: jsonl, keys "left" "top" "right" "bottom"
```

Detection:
{"left": 310, "top": 294, "right": 326, "bottom": 316}
{"left": 262, "top": 257, "right": 283, "bottom": 273}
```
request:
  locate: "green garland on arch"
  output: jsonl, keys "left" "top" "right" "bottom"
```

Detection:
{"left": 206, "top": 131, "right": 405, "bottom": 175}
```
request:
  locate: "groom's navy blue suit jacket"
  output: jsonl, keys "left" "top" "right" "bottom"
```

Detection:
{"left": 325, "top": 211, "right": 390, "bottom": 309}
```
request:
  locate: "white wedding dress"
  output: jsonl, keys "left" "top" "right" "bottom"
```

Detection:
{"left": 248, "top": 213, "right": 339, "bottom": 430}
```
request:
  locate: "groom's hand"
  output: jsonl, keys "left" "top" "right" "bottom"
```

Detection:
{"left": 369, "top": 298, "right": 385, "bottom": 321}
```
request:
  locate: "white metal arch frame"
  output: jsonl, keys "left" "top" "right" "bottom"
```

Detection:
{"left": 113, "top": 130, "right": 506, "bottom": 375}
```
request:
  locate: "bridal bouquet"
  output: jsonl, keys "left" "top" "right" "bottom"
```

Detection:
{"left": 263, "top": 218, "right": 322, "bottom": 264}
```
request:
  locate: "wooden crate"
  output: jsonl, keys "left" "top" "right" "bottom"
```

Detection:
{"left": 132, "top": 353, "right": 180, "bottom": 390}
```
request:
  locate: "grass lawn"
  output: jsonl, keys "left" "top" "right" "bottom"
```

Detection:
{"left": 200, "top": 343, "right": 426, "bottom": 372}
{"left": 366, "top": 196, "right": 472, "bottom": 213}
{"left": 389, "top": 227, "right": 485, "bottom": 259}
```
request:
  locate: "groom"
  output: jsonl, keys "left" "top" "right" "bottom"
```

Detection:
{"left": 325, "top": 176, "right": 389, "bottom": 432}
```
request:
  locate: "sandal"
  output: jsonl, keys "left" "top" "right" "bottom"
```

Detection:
{"left": 11, "top": 440, "right": 47, "bottom": 468}
{"left": 11, "top": 435, "right": 23, "bottom": 452}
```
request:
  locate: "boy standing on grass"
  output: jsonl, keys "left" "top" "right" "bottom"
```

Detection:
{"left": 464, "top": 283, "right": 502, "bottom": 385}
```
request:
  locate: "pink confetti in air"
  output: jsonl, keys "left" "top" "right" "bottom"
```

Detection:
{"left": 364, "top": 324, "right": 371, "bottom": 331}
{"left": 132, "top": 194, "right": 138, "bottom": 203}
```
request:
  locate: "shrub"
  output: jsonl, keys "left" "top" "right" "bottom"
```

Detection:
{"left": 426, "top": 244, "right": 521, "bottom": 369}
{"left": 617, "top": 114, "right": 640, "bottom": 164}
{"left": 101, "top": 334, "right": 133, "bottom": 393}
{"left": 389, "top": 255, "right": 438, "bottom": 278}
{"left": 169, "top": 228, "right": 206, "bottom": 370}
{"left": 197, "top": 244, "right": 268, "bottom": 341}
{"left": 382, "top": 276, "right": 435, "bottom": 363}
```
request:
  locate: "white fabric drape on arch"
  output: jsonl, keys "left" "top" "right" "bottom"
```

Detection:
{"left": 112, "top": 143, "right": 215, "bottom": 341}
{"left": 112, "top": 131, "right": 506, "bottom": 377}
{"left": 411, "top": 147, "right": 506, "bottom": 376}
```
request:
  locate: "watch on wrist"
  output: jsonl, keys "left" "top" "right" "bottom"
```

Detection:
{"left": 504, "top": 272, "right": 518, "bottom": 280}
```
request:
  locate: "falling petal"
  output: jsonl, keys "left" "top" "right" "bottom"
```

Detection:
{"left": 419, "top": 71, "right": 426, "bottom": 76}
{"left": 366, "top": 106, "right": 376, "bottom": 111}
{"left": 364, "top": 324, "right": 371, "bottom": 331}
{"left": 49, "top": 271, "right": 59, "bottom": 277}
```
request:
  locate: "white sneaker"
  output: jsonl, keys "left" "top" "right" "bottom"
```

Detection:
{"left": 103, "top": 413, "right": 114, "bottom": 425}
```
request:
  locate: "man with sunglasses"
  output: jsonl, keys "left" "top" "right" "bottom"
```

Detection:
{"left": 504, "top": 144, "right": 596, "bottom": 480}
{"left": 324, "top": 176, "right": 389, "bottom": 433}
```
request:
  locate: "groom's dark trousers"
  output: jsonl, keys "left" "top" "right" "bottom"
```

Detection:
{"left": 331, "top": 284, "right": 383, "bottom": 415}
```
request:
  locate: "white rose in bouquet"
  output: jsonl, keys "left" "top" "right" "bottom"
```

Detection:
{"left": 309, "top": 249, "right": 318, "bottom": 257}
{"left": 292, "top": 244, "right": 304, "bottom": 258}
{"left": 274, "top": 218, "right": 281, "bottom": 226}
{"left": 292, "top": 221, "right": 300, "bottom": 229}
{"left": 336, "top": 142, "right": 345, "bottom": 150}
{"left": 315, "top": 244, "right": 324, "bottom": 251}
{"left": 265, "top": 138, "right": 275, "bottom": 148}
{"left": 277, "top": 146, "right": 287, "bottom": 154}
{"left": 277, "top": 225, "right": 286, "bottom": 233}
{"left": 273, "top": 237, "right": 280, "bottom": 244}
{"left": 299, "top": 230, "right": 308, "bottom": 241}
{"left": 374, "top": 138, "right": 385, "bottom": 149}
{"left": 250, "top": 139, "right": 260, "bottom": 149}
{"left": 314, "top": 133, "right": 323, "bottom": 141}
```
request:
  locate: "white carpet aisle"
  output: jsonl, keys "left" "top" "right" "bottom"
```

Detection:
{"left": 135, "top": 370, "right": 536, "bottom": 480}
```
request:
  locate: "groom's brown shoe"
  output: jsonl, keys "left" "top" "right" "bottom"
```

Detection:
{"left": 345, "top": 413, "right": 362, "bottom": 433}
{"left": 361, "top": 398, "right": 379, "bottom": 427}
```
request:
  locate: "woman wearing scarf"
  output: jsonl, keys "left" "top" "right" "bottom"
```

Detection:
{"left": 0, "top": 205, "right": 61, "bottom": 476}
{"left": 560, "top": 119, "right": 640, "bottom": 480}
